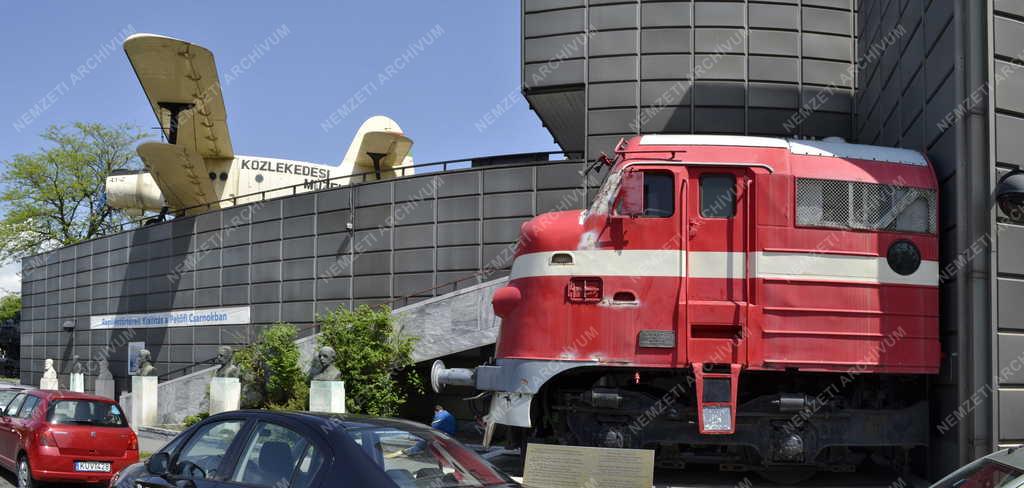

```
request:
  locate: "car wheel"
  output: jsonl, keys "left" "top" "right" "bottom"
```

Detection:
{"left": 17, "top": 455, "right": 34, "bottom": 488}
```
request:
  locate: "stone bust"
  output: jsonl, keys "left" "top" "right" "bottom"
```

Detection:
{"left": 135, "top": 349, "right": 156, "bottom": 377}
{"left": 308, "top": 346, "right": 341, "bottom": 382}
{"left": 97, "top": 358, "right": 113, "bottom": 380}
{"left": 42, "top": 358, "right": 57, "bottom": 379}
{"left": 214, "top": 346, "right": 240, "bottom": 378}
{"left": 71, "top": 355, "right": 84, "bottom": 375}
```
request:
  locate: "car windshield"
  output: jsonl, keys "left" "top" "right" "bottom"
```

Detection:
{"left": 934, "top": 458, "right": 1024, "bottom": 488}
{"left": 47, "top": 400, "right": 127, "bottom": 427}
{"left": 347, "top": 426, "right": 513, "bottom": 487}
{"left": 0, "top": 390, "right": 21, "bottom": 409}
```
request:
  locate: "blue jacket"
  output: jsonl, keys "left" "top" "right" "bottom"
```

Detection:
{"left": 431, "top": 409, "right": 457, "bottom": 436}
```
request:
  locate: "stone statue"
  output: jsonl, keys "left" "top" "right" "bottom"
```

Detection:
{"left": 240, "top": 359, "right": 268, "bottom": 409}
{"left": 71, "top": 355, "right": 84, "bottom": 374}
{"left": 135, "top": 349, "right": 156, "bottom": 377}
{"left": 214, "top": 346, "right": 240, "bottom": 378}
{"left": 308, "top": 346, "right": 341, "bottom": 382}
{"left": 42, "top": 358, "right": 57, "bottom": 379}
{"left": 97, "top": 358, "right": 113, "bottom": 380}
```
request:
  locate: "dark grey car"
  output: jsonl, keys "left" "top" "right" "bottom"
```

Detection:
{"left": 110, "top": 410, "right": 519, "bottom": 488}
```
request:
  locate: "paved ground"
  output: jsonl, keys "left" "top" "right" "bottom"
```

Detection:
{"left": 0, "top": 464, "right": 918, "bottom": 488}
{"left": 134, "top": 429, "right": 924, "bottom": 488}
{"left": 484, "top": 450, "right": 923, "bottom": 488}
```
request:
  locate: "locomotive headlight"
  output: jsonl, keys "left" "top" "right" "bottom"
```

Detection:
{"left": 702, "top": 406, "right": 732, "bottom": 432}
{"left": 887, "top": 240, "right": 921, "bottom": 276}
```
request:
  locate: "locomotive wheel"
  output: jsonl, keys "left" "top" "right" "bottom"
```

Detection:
{"left": 757, "top": 468, "right": 817, "bottom": 485}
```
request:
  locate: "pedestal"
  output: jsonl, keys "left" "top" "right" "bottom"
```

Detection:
{"left": 131, "top": 376, "right": 158, "bottom": 428}
{"left": 308, "top": 380, "right": 345, "bottom": 413}
{"left": 69, "top": 373, "right": 84, "bottom": 393}
{"left": 39, "top": 377, "right": 58, "bottom": 390}
{"left": 94, "top": 378, "right": 115, "bottom": 399}
{"left": 209, "top": 377, "right": 241, "bottom": 415}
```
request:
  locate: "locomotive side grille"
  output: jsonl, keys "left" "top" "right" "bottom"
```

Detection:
{"left": 796, "top": 178, "right": 937, "bottom": 234}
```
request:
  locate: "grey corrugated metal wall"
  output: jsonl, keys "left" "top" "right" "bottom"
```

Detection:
{"left": 522, "top": 0, "right": 859, "bottom": 159}
{"left": 855, "top": 0, "right": 967, "bottom": 470}
{"left": 523, "top": 0, "right": 1024, "bottom": 475}
{"left": 18, "top": 161, "right": 596, "bottom": 394}
{"left": 992, "top": 0, "right": 1024, "bottom": 453}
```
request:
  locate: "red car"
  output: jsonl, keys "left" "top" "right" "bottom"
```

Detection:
{"left": 0, "top": 389, "right": 139, "bottom": 487}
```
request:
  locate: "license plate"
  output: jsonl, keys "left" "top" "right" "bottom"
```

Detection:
{"left": 74, "top": 461, "right": 111, "bottom": 472}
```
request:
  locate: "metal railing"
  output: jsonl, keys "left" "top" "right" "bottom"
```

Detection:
{"left": 156, "top": 270, "right": 516, "bottom": 380}
{"left": 112, "top": 151, "right": 571, "bottom": 235}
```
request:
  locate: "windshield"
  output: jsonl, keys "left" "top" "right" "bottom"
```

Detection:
{"left": 0, "top": 390, "right": 21, "bottom": 409}
{"left": 584, "top": 167, "right": 623, "bottom": 218}
{"left": 934, "top": 458, "right": 1024, "bottom": 488}
{"left": 347, "top": 426, "right": 513, "bottom": 487}
{"left": 47, "top": 400, "right": 127, "bottom": 427}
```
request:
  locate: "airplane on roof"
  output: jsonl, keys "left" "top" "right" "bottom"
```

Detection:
{"left": 106, "top": 33, "right": 415, "bottom": 218}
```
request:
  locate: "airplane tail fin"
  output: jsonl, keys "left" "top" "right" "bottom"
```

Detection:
{"left": 340, "top": 116, "right": 415, "bottom": 179}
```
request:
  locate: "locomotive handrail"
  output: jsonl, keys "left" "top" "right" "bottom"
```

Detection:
{"left": 625, "top": 160, "right": 775, "bottom": 173}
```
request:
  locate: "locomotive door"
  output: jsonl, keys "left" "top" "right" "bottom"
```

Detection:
{"left": 683, "top": 167, "right": 750, "bottom": 366}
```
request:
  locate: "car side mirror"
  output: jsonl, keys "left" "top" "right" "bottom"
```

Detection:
{"left": 146, "top": 452, "right": 171, "bottom": 476}
{"left": 617, "top": 170, "right": 644, "bottom": 217}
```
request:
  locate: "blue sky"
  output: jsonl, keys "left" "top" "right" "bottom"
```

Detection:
{"left": 0, "top": 2, "right": 557, "bottom": 291}
{"left": 0, "top": 2, "right": 556, "bottom": 162}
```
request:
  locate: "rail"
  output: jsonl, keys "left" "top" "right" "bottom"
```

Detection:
{"left": 113, "top": 151, "right": 571, "bottom": 234}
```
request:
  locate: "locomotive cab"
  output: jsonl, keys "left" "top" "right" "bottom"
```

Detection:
{"left": 434, "top": 135, "right": 940, "bottom": 477}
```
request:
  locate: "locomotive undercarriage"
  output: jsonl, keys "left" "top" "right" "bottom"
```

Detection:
{"left": 530, "top": 369, "right": 929, "bottom": 478}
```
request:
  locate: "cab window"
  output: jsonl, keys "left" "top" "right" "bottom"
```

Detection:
{"left": 643, "top": 171, "right": 675, "bottom": 217}
{"left": 701, "top": 174, "right": 736, "bottom": 218}
{"left": 616, "top": 170, "right": 675, "bottom": 217}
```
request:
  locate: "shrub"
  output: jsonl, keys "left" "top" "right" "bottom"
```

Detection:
{"left": 235, "top": 323, "right": 309, "bottom": 410}
{"left": 182, "top": 412, "right": 209, "bottom": 428}
{"left": 317, "top": 305, "right": 421, "bottom": 416}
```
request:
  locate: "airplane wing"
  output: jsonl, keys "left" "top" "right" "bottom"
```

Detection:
{"left": 124, "top": 33, "right": 234, "bottom": 159}
{"left": 136, "top": 142, "right": 220, "bottom": 212}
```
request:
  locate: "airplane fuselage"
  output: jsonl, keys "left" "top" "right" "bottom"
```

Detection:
{"left": 107, "top": 151, "right": 412, "bottom": 217}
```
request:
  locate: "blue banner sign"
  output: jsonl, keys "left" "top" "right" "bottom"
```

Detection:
{"left": 90, "top": 306, "right": 251, "bottom": 330}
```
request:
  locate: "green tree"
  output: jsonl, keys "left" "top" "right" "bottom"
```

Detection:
{"left": 235, "top": 323, "right": 309, "bottom": 410}
{"left": 0, "top": 294, "right": 19, "bottom": 323}
{"left": 0, "top": 123, "right": 147, "bottom": 262}
{"left": 317, "top": 305, "right": 421, "bottom": 416}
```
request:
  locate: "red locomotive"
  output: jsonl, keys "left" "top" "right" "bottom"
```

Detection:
{"left": 433, "top": 135, "right": 939, "bottom": 478}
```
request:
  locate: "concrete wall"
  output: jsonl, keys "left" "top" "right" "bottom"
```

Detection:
{"left": 19, "top": 160, "right": 594, "bottom": 395}
{"left": 522, "top": 0, "right": 859, "bottom": 159}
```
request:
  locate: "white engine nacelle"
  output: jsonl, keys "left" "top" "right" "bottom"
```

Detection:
{"left": 105, "top": 171, "right": 166, "bottom": 216}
